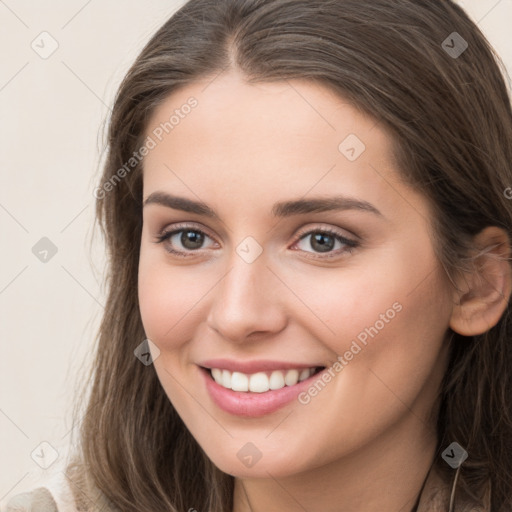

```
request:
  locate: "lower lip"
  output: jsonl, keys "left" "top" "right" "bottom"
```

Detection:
{"left": 199, "top": 366, "right": 325, "bottom": 417}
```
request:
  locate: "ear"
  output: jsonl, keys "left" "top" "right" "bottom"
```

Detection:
{"left": 449, "top": 226, "right": 512, "bottom": 336}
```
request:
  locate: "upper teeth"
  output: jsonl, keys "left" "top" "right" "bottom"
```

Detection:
{"left": 210, "top": 367, "right": 318, "bottom": 393}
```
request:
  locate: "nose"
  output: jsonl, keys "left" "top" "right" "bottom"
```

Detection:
{"left": 206, "top": 249, "right": 288, "bottom": 342}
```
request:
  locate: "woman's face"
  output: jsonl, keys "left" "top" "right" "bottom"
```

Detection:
{"left": 138, "top": 70, "right": 455, "bottom": 478}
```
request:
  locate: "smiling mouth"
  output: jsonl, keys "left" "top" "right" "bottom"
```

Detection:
{"left": 202, "top": 365, "right": 326, "bottom": 393}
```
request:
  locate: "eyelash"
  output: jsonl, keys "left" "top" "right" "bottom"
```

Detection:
{"left": 153, "top": 222, "right": 360, "bottom": 260}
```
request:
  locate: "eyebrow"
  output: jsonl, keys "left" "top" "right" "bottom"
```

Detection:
{"left": 143, "top": 191, "right": 384, "bottom": 219}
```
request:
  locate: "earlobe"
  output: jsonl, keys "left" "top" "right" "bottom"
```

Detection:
{"left": 449, "top": 226, "right": 512, "bottom": 337}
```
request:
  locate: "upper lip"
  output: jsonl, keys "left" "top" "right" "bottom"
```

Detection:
{"left": 199, "top": 358, "right": 325, "bottom": 374}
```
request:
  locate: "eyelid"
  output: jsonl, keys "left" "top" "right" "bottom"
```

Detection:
{"left": 154, "top": 221, "right": 360, "bottom": 257}
{"left": 157, "top": 222, "right": 219, "bottom": 244}
{"left": 157, "top": 221, "right": 358, "bottom": 242}
{"left": 294, "top": 223, "right": 359, "bottom": 242}
{"left": 290, "top": 226, "right": 359, "bottom": 259}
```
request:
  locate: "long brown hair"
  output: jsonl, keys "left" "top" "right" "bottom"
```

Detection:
{"left": 65, "top": 1, "right": 512, "bottom": 510}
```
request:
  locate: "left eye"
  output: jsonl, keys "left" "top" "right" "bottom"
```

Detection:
{"left": 292, "top": 229, "right": 359, "bottom": 256}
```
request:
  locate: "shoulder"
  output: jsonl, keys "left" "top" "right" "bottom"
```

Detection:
{"left": 2, "top": 486, "right": 59, "bottom": 512}
{"left": 1, "top": 473, "right": 78, "bottom": 512}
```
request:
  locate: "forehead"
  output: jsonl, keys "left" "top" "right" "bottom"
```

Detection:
{"left": 141, "top": 70, "right": 425, "bottom": 224}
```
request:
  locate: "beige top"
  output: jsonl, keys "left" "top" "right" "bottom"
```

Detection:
{"left": 1, "top": 473, "right": 76, "bottom": 512}
{"left": 2, "top": 487, "right": 60, "bottom": 512}
{"left": 0, "top": 466, "right": 491, "bottom": 512}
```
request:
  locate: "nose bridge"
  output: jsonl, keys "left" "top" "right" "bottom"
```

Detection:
{"left": 207, "top": 242, "right": 286, "bottom": 341}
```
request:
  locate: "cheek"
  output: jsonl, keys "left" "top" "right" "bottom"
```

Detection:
{"left": 137, "top": 252, "right": 209, "bottom": 347}
{"left": 329, "top": 235, "right": 447, "bottom": 342}
{"left": 286, "top": 238, "right": 452, "bottom": 391}
{"left": 320, "top": 263, "right": 450, "bottom": 418}
{"left": 274, "top": 266, "right": 451, "bottom": 463}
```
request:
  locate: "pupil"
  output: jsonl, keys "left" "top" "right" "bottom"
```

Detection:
{"left": 312, "top": 233, "right": 334, "bottom": 253}
{"left": 182, "top": 230, "right": 204, "bottom": 249}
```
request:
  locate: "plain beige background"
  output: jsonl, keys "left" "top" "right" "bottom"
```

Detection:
{"left": 0, "top": 0, "right": 511, "bottom": 505}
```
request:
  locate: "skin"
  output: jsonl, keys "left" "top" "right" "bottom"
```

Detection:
{"left": 137, "top": 69, "right": 511, "bottom": 512}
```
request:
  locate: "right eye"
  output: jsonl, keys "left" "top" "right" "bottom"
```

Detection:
{"left": 154, "top": 224, "right": 218, "bottom": 257}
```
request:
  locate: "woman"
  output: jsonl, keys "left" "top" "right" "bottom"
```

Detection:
{"left": 5, "top": 0, "right": 512, "bottom": 510}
